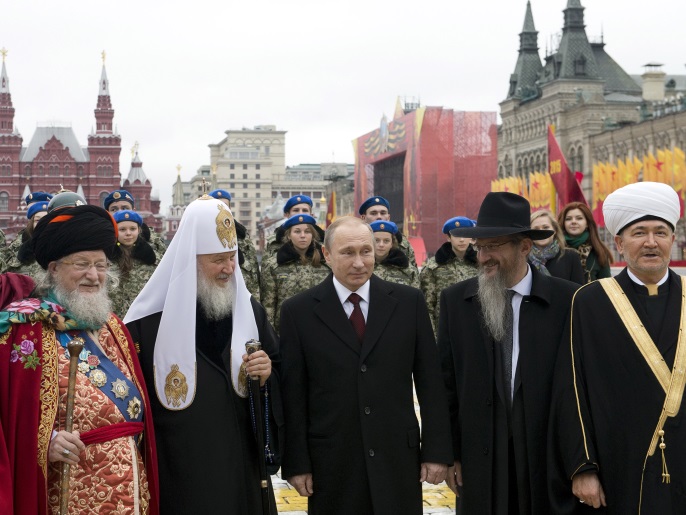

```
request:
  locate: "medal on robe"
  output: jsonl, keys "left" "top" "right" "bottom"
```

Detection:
{"left": 111, "top": 378, "right": 130, "bottom": 400}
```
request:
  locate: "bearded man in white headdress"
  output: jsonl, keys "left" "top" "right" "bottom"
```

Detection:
{"left": 549, "top": 181, "right": 686, "bottom": 514}
{"left": 125, "top": 196, "right": 282, "bottom": 514}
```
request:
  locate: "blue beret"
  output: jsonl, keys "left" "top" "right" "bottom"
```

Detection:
{"left": 358, "top": 196, "right": 390, "bottom": 215}
{"left": 209, "top": 189, "right": 232, "bottom": 201}
{"left": 113, "top": 210, "right": 143, "bottom": 226}
{"left": 26, "top": 192, "right": 53, "bottom": 205}
{"left": 104, "top": 190, "right": 135, "bottom": 209}
{"left": 27, "top": 202, "right": 49, "bottom": 219}
{"left": 283, "top": 214, "right": 317, "bottom": 230}
{"left": 283, "top": 195, "right": 313, "bottom": 214}
{"left": 444, "top": 216, "right": 477, "bottom": 235}
{"left": 370, "top": 220, "right": 398, "bottom": 234}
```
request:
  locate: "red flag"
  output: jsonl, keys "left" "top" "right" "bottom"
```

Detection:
{"left": 548, "top": 126, "right": 587, "bottom": 206}
{"left": 325, "top": 191, "right": 336, "bottom": 228}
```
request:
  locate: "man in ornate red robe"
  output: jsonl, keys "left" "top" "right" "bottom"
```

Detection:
{"left": 0, "top": 202, "right": 158, "bottom": 515}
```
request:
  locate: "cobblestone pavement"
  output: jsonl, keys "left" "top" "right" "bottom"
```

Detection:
{"left": 273, "top": 386, "right": 456, "bottom": 513}
{"left": 272, "top": 471, "right": 456, "bottom": 513}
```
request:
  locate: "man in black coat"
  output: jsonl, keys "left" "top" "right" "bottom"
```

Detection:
{"left": 124, "top": 196, "right": 283, "bottom": 514}
{"left": 438, "top": 192, "right": 579, "bottom": 514}
{"left": 280, "top": 216, "right": 453, "bottom": 515}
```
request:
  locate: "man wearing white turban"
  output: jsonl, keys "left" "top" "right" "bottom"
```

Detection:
{"left": 124, "top": 195, "right": 282, "bottom": 514}
{"left": 549, "top": 182, "right": 685, "bottom": 514}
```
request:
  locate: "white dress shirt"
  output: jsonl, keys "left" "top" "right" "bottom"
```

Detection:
{"left": 333, "top": 276, "right": 370, "bottom": 322}
{"left": 508, "top": 265, "right": 533, "bottom": 401}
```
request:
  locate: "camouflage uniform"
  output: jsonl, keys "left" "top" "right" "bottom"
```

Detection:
{"left": 107, "top": 237, "right": 158, "bottom": 318}
{"left": 236, "top": 221, "right": 261, "bottom": 301}
{"left": 109, "top": 259, "right": 157, "bottom": 319}
{"left": 419, "top": 242, "right": 478, "bottom": 335}
{"left": 373, "top": 248, "right": 419, "bottom": 288}
{"left": 260, "top": 242, "right": 330, "bottom": 334}
{"left": 1, "top": 233, "right": 44, "bottom": 281}
{"left": 398, "top": 234, "right": 418, "bottom": 269}
{"left": 143, "top": 225, "right": 167, "bottom": 262}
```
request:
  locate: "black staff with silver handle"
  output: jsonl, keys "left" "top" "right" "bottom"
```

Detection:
{"left": 245, "top": 339, "right": 272, "bottom": 515}
{"left": 60, "top": 337, "right": 85, "bottom": 515}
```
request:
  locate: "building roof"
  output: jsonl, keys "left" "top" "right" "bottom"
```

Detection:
{"left": 22, "top": 126, "right": 89, "bottom": 162}
{"left": 604, "top": 92, "right": 642, "bottom": 104}
{"left": 507, "top": 1, "right": 543, "bottom": 100}
{"left": 592, "top": 44, "right": 643, "bottom": 95}
{"left": 99, "top": 65, "right": 109, "bottom": 96}
{"left": 631, "top": 74, "right": 686, "bottom": 93}
{"left": 125, "top": 151, "right": 149, "bottom": 183}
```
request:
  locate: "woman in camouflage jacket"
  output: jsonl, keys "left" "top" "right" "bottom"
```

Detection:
{"left": 419, "top": 217, "right": 478, "bottom": 335}
{"left": 370, "top": 220, "right": 419, "bottom": 288}
{"left": 108, "top": 210, "right": 157, "bottom": 318}
{"left": 260, "top": 214, "right": 330, "bottom": 334}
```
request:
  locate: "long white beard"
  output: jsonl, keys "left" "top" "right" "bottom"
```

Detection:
{"left": 52, "top": 282, "right": 112, "bottom": 330}
{"left": 197, "top": 272, "right": 235, "bottom": 321}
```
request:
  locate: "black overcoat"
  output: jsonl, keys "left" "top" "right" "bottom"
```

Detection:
{"left": 438, "top": 265, "right": 578, "bottom": 514}
{"left": 126, "top": 298, "right": 284, "bottom": 515}
{"left": 280, "top": 274, "right": 453, "bottom": 515}
{"left": 544, "top": 250, "right": 585, "bottom": 285}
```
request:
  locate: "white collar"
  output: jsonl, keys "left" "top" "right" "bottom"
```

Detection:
{"left": 333, "top": 276, "right": 370, "bottom": 305}
{"left": 509, "top": 264, "right": 533, "bottom": 297}
{"left": 627, "top": 268, "right": 669, "bottom": 287}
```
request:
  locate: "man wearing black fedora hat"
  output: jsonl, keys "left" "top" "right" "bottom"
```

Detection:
{"left": 437, "top": 192, "right": 579, "bottom": 514}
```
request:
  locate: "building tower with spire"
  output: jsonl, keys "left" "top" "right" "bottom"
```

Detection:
{"left": 123, "top": 144, "right": 162, "bottom": 232}
{"left": 86, "top": 55, "right": 122, "bottom": 204}
{"left": 0, "top": 53, "right": 158, "bottom": 240}
{"left": 498, "top": 0, "right": 644, "bottom": 197}
{"left": 506, "top": 1, "right": 543, "bottom": 101}
{"left": 0, "top": 49, "right": 23, "bottom": 192}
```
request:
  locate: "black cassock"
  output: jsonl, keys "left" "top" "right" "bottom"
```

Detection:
{"left": 549, "top": 269, "right": 686, "bottom": 514}
{"left": 127, "top": 298, "right": 283, "bottom": 514}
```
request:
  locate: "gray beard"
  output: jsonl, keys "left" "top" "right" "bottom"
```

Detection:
{"left": 477, "top": 253, "right": 524, "bottom": 342}
{"left": 51, "top": 282, "right": 112, "bottom": 330}
{"left": 197, "top": 273, "right": 235, "bottom": 321}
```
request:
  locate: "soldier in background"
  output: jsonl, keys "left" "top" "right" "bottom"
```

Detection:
{"left": 209, "top": 189, "right": 261, "bottom": 300}
{"left": 263, "top": 194, "right": 315, "bottom": 260}
{"left": 103, "top": 189, "right": 167, "bottom": 261}
{"left": 260, "top": 214, "right": 330, "bottom": 334}
{"left": 420, "top": 217, "right": 478, "bottom": 335}
{"left": 359, "top": 195, "right": 418, "bottom": 269}
{"left": 370, "top": 220, "right": 419, "bottom": 288}
{"left": 108, "top": 210, "right": 158, "bottom": 318}
{"left": 1, "top": 192, "right": 53, "bottom": 279}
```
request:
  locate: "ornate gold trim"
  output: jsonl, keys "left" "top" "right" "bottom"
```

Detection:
{"left": 108, "top": 316, "right": 148, "bottom": 411}
{"left": 37, "top": 326, "right": 58, "bottom": 475}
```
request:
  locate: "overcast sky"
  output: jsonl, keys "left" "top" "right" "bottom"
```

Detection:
{"left": 2, "top": 0, "right": 684, "bottom": 210}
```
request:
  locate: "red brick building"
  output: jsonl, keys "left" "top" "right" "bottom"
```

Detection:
{"left": 0, "top": 56, "right": 160, "bottom": 239}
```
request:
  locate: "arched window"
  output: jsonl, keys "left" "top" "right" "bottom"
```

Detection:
{"left": 49, "top": 165, "right": 59, "bottom": 176}
{"left": 99, "top": 192, "right": 109, "bottom": 207}
{"left": 0, "top": 164, "right": 11, "bottom": 176}
{"left": 0, "top": 192, "right": 9, "bottom": 211}
{"left": 24, "top": 165, "right": 31, "bottom": 177}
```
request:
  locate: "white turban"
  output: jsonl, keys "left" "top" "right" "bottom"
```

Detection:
{"left": 603, "top": 181, "right": 680, "bottom": 235}
{"left": 124, "top": 196, "right": 258, "bottom": 410}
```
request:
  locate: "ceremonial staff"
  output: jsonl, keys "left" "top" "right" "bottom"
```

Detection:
{"left": 245, "top": 339, "right": 272, "bottom": 515}
{"left": 59, "top": 337, "right": 84, "bottom": 515}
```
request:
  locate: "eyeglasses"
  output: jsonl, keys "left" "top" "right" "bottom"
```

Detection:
{"left": 58, "top": 260, "right": 111, "bottom": 272}
{"left": 471, "top": 240, "right": 514, "bottom": 253}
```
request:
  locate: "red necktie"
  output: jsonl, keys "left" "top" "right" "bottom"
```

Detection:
{"left": 348, "top": 293, "right": 366, "bottom": 343}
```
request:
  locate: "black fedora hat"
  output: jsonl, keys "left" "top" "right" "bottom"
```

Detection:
{"left": 450, "top": 192, "right": 554, "bottom": 240}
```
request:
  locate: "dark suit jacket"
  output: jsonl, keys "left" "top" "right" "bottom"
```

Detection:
{"left": 545, "top": 249, "right": 585, "bottom": 285}
{"left": 280, "top": 273, "right": 452, "bottom": 515}
{"left": 438, "top": 265, "right": 578, "bottom": 515}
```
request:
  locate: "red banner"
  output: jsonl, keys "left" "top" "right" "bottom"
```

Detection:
{"left": 548, "top": 126, "right": 587, "bottom": 207}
